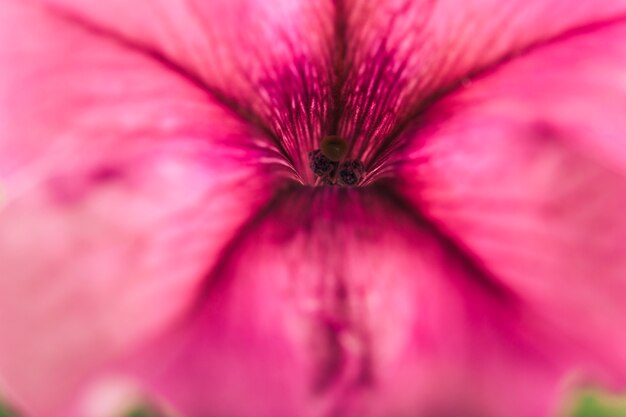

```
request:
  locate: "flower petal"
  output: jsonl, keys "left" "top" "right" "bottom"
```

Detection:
{"left": 35, "top": 0, "right": 337, "bottom": 181}
{"left": 0, "top": 2, "right": 283, "bottom": 414}
{"left": 121, "top": 188, "right": 570, "bottom": 417}
{"left": 336, "top": 0, "right": 626, "bottom": 169}
{"left": 395, "top": 20, "right": 626, "bottom": 387}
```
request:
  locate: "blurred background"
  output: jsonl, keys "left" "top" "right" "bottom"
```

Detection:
{"left": 3, "top": 389, "right": 626, "bottom": 417}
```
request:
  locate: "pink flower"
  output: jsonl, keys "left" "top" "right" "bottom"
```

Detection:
{"left": 1, "top": 1, "right": 626, "bottom": 416}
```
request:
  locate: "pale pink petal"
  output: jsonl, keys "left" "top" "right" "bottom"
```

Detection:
{"left": 121, "top": 189, "right": 571, "bottom": 417}
{"left": 35, "top": 0, "right": 336, "bottom": 181}
{"left": 395, "top": 20, "right": 626, "bottom": 386}
{"left": 3, "top": 0, "right": 624, "bottom": 416}
{"left": 0, "top": 2, "right": 285, "bottom": 414}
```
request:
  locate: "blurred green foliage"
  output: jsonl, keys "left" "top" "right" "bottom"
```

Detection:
{"left": 0, "top": 402, "right": 18, "bottom": 417}
{"left": 0, "top": 402, "right": 163, "bottom": 417}
{"left": 122, "top": 406, "right": 162, "bottom": 417}
{"left": 568, "top": 390, "right": 626, "bottom": 417}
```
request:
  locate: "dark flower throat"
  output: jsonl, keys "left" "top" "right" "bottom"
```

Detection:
{"left": 309, "top": 136, "right": 365, "bottom": 186}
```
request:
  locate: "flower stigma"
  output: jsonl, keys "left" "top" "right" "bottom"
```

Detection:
{"left": 319, "top": 135, "right": 348, "bottom": 162}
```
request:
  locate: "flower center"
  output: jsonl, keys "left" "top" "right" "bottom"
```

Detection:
{"left": 308, "top": 136, "right": 365, "bottom": 186}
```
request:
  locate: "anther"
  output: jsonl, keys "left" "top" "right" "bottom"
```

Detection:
{"left": 309, "top": 137, "right": 366, "bottom": 186}
{"left": 337, "top": 160, "right": 365, "bottom": 186}
{"left": 309, "top": 150, "right": 338, "bottom": 178}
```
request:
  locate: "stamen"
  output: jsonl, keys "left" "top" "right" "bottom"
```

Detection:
{"left": 309, "top": 135, "right": 366, "bottom": 186}
{"left": 309, "top": 150, "right": 339, "bottom": 178}
{"left": 308, "top": 150, "right": 365, "bottom": 187}
{"left": 337, "top": 160, "right": 365, "bottom": 187}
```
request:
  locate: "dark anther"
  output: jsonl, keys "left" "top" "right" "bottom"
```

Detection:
{"left": 309, "top": 145, "right": 365, "bottom": 186}
{"left": 338, "top": 160, "right": 365, "bottom": 186}
{"left": 309, "top": 150, "right": 338, "bottom": 178}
